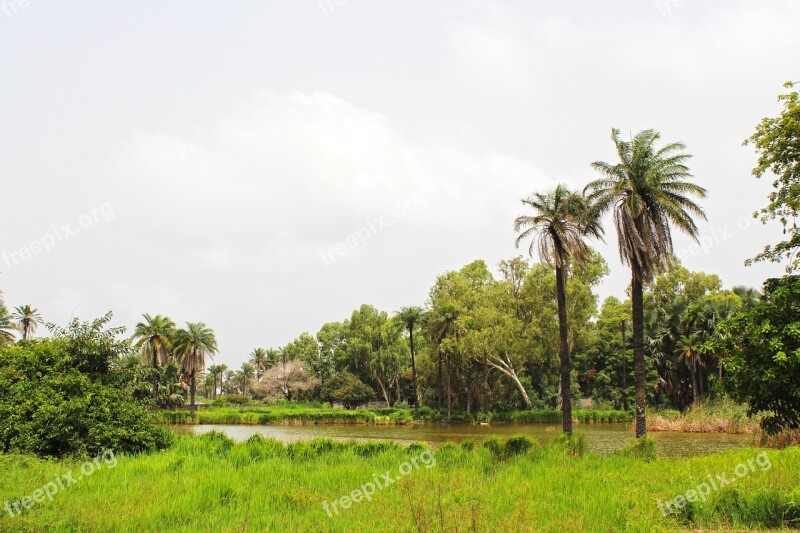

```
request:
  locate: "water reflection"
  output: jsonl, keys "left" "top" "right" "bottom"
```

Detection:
{"left": 169, "top": 423, "right": 753, "bottom": 458}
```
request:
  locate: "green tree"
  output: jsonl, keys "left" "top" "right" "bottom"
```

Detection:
{"left": 586, "top": 128, "right": 707, "bottom": 437}
{"left": 0, "top": 295, "right": 16, "bottom": 346}
{"left": 174, "top": 322, "right": 218, "bottom": 419}
{"left": 207, "top": 364, "right": 225, "bottom": 398}
{"left": 0, "top": 312, "right": 172, "bottom": 457}
{"left": 321, "top": 371, "right": 375, "bottom": 408}
{"left": 514, "top": 184, "right": 603, "bottom": 436}
{"left": 395, "top": 306, "right": 424, "bottom": 409}
{"left": 132, "top": 314, "right": 176, "bottom": 396}
{"left": 719, "top": 275, "right": 800, "bottom": 433}
{"left": 248, "top": 347, "right": 269, "bottom": 380}
{"left": 744, "top": 82, "right": 800, "bottom": 272}
{"left": 12, "top": 305, "right": 43, "bottom": 341}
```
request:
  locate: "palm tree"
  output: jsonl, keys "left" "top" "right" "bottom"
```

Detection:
{"left": 207, "top": 364, "right": 225, "bottom": 398}
{"left": 174, "top": 322, "right": 218, "bottom": 419}
{"left": 0, "top": 307, "right": 16, "bottom": 345}
{"left": 585, "top": 128, "right": 707, "bottom": 437}
{"left": 12, "top": 305, "right": 43, "bottom": 340}
{"left": 265, "top": 348, "right": 281, "bottom": 369}
{"left": 426, "top": 305, "right": 461, "bottom": 420}
{"left": 396, "top": 306, "right": 424, "bottom": 409}
{"left": 514, "top": 185, "right": 603, "bottom": 436}
{"left": 676, "top": 333, "right": 703, "bottom": 403}
{"left": 248, "top": 348, "right": 269, "bottom": 380}
{"left": 132, "top": 314, "right": 176, "bottom": 396}
{"left": 238, "top": 363, "right": 256, "bottom": 394}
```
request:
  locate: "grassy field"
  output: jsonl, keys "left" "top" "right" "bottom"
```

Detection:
{"left": 1, "top": 433, "right": 798, "bottom": 532}
{"left": 153, "top": 405, "right": 632, "bottom": 426}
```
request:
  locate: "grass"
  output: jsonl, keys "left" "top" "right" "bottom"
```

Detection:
{"left": 154, "top": 405, "right": 633, "bottom": 426}
{"left": 1, "top": 434, "right": 798, "bottom": 531}
{"left": 648, "top": 398, "right": 761, "bottom": 434}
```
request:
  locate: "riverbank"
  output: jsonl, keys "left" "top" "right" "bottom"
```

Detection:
{"left": 153, "top": 405, "right": 633, "bottom": 426}
{"left": 1, "top": 434, "right": 797, "bottom": 531}
{"left": 647, "top": 399, "right": 761, "bottom": 435}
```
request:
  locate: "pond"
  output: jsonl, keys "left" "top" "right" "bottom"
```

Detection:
{"left": 169, "top": 423, "right": 753, "bottom": 458}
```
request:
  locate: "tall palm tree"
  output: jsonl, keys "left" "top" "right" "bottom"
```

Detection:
{"left": 0, "top": 307, "right": 16, "bottom": 345}
{"left": 514, "top": 185, "right": 603, "bottom": 436}
{"left": 396, "top": 306, "right": 424, "bottom": 409}
{"left": 12, "top": 305, "right": 43, "bottom": 340}
{"left": 676, "top": 333, "right": 703, "bottom": 403}
{"left": 585, "top": 128, "right": 706, "bottom": 437}
{"left": 265, "top": 348, "right": 281, "bottom": 370}
{"left": 132, "top": 314, "right": 176, "bottom": 396}
{"left": 207, "top": 364, "right": 224, "bottom": 398}
{"left": 174, "top": 322, "right": 218, "bottom": 419}
{"left": 426, "top": 305, "right": 461, "bottom": 420}
{"left": 248, "top": 348, "right": 269, "bottom": 380}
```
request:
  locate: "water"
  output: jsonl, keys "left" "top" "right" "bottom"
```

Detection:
{"left": 169, "top": 423, "right": 753, "bottom": 458}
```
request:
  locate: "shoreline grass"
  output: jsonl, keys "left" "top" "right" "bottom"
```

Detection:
{"left": 153, "top": 406, "right": 633, "bottom": 426}
{"left": 647, "top": 399, "right": 762, "bottom": 435}
{"left": 1, "top": 433, "right": 797, "bottom": 531}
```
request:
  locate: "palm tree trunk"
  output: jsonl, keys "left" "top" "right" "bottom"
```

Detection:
{"left": 446, "top": 352, "right": 451, "bottom": 421}
{"left": 555, "top": 265, "right": 573, "bottom": 436}
{"left": 409, "top": 326, "right": 419, "bottom": 410}
{"left": 482, "top": 350, "right": 489, "bottom": 417}
{"left": 152, "top": 346, "right": 160, "bottom": 397}
{"left": 189, "top": 369, "right": 197, "bottom": 421}
{"left": 631, "top": 274, "right": 647, "bottom": 438}
{"left": 436, "top": 348, "right": 442, "bottom": 411}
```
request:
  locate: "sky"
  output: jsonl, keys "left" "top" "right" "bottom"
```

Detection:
{"left": 1, "top": 0, "right": 797, "bottom": 369}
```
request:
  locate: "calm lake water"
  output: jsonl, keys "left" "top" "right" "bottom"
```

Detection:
{"left": 169, "top": 423, "right": 753, "bottom": 458}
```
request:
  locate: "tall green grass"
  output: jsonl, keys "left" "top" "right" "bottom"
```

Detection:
{"left": 648, "top": 398, "right": 760, "bottom": 434}
{"left": 154, "top": 406, "right": 632, "bottom": 426}
{"left": 0, "top": 434, "right": 797, "bottom": 531}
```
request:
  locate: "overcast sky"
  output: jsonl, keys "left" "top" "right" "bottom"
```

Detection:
{"left": 1, "top": 0, "right": 797, "bottom": 369}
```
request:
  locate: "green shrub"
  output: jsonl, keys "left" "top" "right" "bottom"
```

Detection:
{"left": 620, "top": 436, "right": 657, "bottom": 461}
{"left": 389, "top": 410, "right": 413, "bottom": 423}
{"left": 0, "top": 316, "right": 173, "bottom": 459}
{"left": 553, "top": 434, "right": 586, "bottom": 457}
{"left": 215, "top": 394, "right": 251, "bottom": 406}
{"left": 504, "top": 435, "right": 536, "bottom": 457}
{"left": 320, "top": 372, "right": 375, "bottom": 409}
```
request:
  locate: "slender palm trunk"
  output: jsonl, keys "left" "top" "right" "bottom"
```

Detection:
{"left": 409, "top": 326, "right": 419, "bottom": 410}
{"left": 555, "top": 265, "right": 572, "bottom": 436}
{"left": 446, "top": 352, "right": 451, "bottom": 421}
{"left": 436, "top": 348, "right": 442, "bottom": 411}
{"left": 621, "top": 320, "right": 628, "bottom": 411}
{"left": 152, "top": 346, "right": 160, "bottom": 397}
{"left": 189, "top": 369, "right": 197, "bottom": 420}
{"left": 631, "top": 274, "right": 647, "bottom": 438}
{"left": 482, "top": 350, "right": 489, "bottom": 417}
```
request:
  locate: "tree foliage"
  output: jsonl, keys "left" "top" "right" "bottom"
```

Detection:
{"left": 0, "top": 313, "right": 172, "bottom": 458}
{"left": 745, "top": 82, "right": 800, "bottom": 272}
{"left": 719, "top": 275, "right": 800, "bottom": 433}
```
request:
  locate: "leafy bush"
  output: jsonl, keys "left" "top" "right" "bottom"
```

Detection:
{"left": 482, "top": 435, "right": 538, "bottom": 460}
{"left": 215, "top": 394, "right": 251, "bottom": 406}
{"left": 0, "top": 315, "right": 173, "bottom": 458}
{"left": 320, "top": 371, "right": 375, "bottom": 409}
{"left": 718, "top": 276, "right": 800, "bottom": 434}
{"left": 619, "top": 436, "right": 657, "bottom": 461}
{"left": 553, "top": 434, "right": 586, "bottom": 457}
